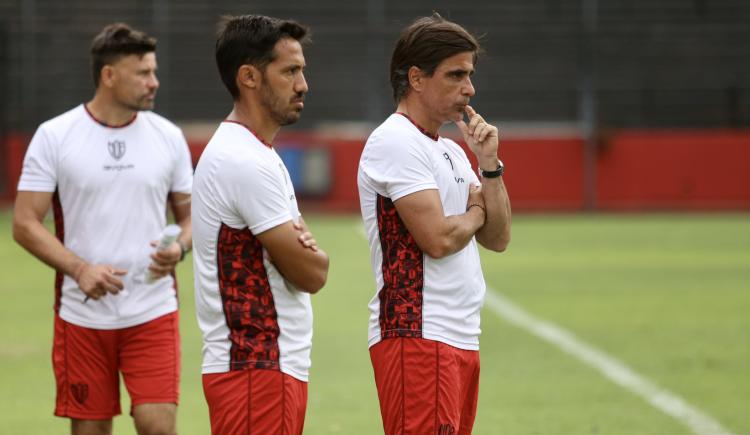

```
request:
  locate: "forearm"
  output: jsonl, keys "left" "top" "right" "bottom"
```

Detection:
{"left": 279, "top": 248, "right": 329, "bottom": 294}
{"left": 393, "top": 188, "right": 485, "bottom": 259}
{"left": 476, "top": 176, "right": 511, "bottom": 251}
{"left": 429, "top": 206, "right": 485, "bottom": 258}
{"left": 13, "top": 219, "right": 86, "bottom": 278}
{"left": 170, "top": 192, "right": 192, "bottom": 251}
{"left": 458, "top": 106, "right": 510, "bottom": 251}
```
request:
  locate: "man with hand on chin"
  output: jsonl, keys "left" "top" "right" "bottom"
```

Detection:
{"left": 357, "top": 13, "right": 511, "bottom": 435}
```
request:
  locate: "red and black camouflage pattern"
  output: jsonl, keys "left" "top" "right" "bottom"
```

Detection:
{"left": 376, "top": 194, "right": 424, "bottom": 339}
{"left": 53, "top": 190, "right": 64, "bottom": 313}
{"left": 217, "top": 223, "right": 281, "bottom": 371}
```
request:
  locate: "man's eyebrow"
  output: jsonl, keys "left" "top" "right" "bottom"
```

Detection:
{"left": 447, "top": 67, "right": 473, "bottom": 75}
{"left": 284, "top": 62, "right": 306, "bottom": 70}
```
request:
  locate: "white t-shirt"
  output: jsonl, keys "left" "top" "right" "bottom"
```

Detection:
{"left": 192, "top": 121, "right": 312, "bottom": 382}
{"left": 358, "top": 113, "right": 486, "bottom": 351}
{"left": 17, "top": 104, "right": 193, "bottom": 329}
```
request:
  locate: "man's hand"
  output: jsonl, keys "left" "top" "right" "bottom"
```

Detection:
{"left": 148, "top": 240, "right": 182, "bottom": 280}
{"left": 256, "top": 220, "right": 329, "bottom": 294}
{"left": 294, "top": 218, "right": 319, "bottom": 252}
{"left": 76, "top": 264, "right": 127, "bottom": 301}
{"left": 466, "top": 183, "right": 486, "bottom": 218}
{"left": 456, "top": 105, "right": 500, "bottom": 170}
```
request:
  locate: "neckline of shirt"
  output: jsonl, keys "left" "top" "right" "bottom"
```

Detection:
{"left": 83, "top": 103, "right": 138, "bottom": 129}
{"left": 222, "top": 120, "right": 273, "bottom": 148}
{"left": 395, "top": 112, "right": 439, "bottom": 141}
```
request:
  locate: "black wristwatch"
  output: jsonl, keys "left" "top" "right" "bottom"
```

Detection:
{"left": 480, "top": 160, "right": 504, "bottom": 178}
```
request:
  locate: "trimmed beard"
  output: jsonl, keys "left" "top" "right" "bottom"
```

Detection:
{"left": 259, "top": 81, "right": 302, "bottom": 126}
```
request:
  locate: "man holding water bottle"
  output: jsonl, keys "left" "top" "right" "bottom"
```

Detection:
{"left": 12, "top": 23, "right": 191, "bottom": 435}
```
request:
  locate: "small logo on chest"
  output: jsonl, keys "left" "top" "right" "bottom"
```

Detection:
{"left": 443, "top": 152, "right": 454, "bottom": 170}
{"left": 108, "top": 140, "right": 126, "bottom": 161}
{"left": 442, "top": 152, "right": 465, "bottom": 184}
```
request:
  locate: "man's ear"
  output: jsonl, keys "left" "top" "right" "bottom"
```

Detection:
{"left": 99, "top": 65, "right": 116, "bottom": 88}
{"left": 407, "top": 66, "right": 424, "bottom": 93}
{"left": 237, "top": 64, "right": 262, "bottom": 91}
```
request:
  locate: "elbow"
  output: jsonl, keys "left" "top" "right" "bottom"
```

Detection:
{"left": 422, "top": 239, "right": 453, "bottom": 259}
{"left": 12, "top": 218, "right": 29, "bottom": 246}
{"left": 424, "top": 247, "right": 449, "bottom": 259}
{"left": 11, "top": 223, "right": 21, "bottom": 245}
{"left": 305, "top": 269, "right": 328, "bottom": 294}
{"left": 486, "top": 235, "right": 511, "bottom": 253}
{"left": 300, "top": 256, "right": 329, "bottom": 294}
{"left": 489, "top": 242, "right": 509, "bottom": 253}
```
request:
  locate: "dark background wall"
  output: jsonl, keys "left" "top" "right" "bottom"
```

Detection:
{"left": 1, "top": 0, "right": 749, "bottom": 131}
{"left": 1, "top": 0, "right": 749, "bottom": 210}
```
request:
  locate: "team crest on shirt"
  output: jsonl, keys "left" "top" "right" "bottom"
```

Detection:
{"left": 108, "top": 140, "right": 126, "bottom": 161}
{"left": 70, "top": 382, "right": 89, "bottom": 404}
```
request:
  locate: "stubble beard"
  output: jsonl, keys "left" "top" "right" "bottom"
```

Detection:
{"left": 260, "top": 83, "right": 302, "bottom": 126}
{"left": 120, "top": 94, "right": 156, "bottom": 112}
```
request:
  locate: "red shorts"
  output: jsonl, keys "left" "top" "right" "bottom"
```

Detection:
{"left": 202, "top": 369, "right": 308, "bottom": 435}
{"left": 52, "top": 311, "right": 180, "bottom": 419}
{"left": 370, "top": 337, "right": 480, "bottom": 435}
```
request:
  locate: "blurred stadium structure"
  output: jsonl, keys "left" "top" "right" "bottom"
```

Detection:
{"left": 1, "top": 0, "right": 749, "bottom": 210}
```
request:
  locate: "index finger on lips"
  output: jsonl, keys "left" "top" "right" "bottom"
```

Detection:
{"left": 468, "top": 112, "right": 483, "bottom": 134}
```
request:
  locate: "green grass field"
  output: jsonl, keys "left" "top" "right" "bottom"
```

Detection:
{"left": 1, "top": 210, "right": 748, "bottom": 434}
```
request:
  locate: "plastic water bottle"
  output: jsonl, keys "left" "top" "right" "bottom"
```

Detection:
{"left": 147, "top": 224, "right": 182, "bottom": 283}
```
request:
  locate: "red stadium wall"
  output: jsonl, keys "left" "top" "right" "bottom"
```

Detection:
{"left": 3, "top": 130, "right": 750, "bottom": 211}
{"left": 596, "top": 131, "right": 750, "bottom": 210}
{"left": 496, "top": 138, "right": 585, "bottom": 211}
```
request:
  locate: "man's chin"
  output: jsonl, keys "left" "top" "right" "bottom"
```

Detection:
{"left": 139, "top": 96, "right": 157, "bottom": 109}
{"left": 448, "top": 111, "right": 463, "bottom": 123}
{"left": 280, "top": 111, "right": 302, "bottom": 126}
{"left": 126, "top": 101, "right": 155, "bottom": 112}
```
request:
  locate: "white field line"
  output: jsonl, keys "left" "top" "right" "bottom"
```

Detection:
{"left": 483, "top": 289, "right": 736, "bottom": 435}
{"left": 352, "top": 222, "right": 734, "bottom": 435}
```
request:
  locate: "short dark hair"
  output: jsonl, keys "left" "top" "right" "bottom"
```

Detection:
{"left": 215, "top": 14, "right": 310, "bottom": 100}
{"left": 90, "top": 23, "right": 157, "bottom": 87}
{"left": 390, "top": 13, "right": 481, "bottom": 102}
